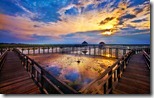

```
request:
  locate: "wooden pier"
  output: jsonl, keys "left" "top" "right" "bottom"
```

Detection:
{"left": 113, "top": 53, "right": 150, "bottom": 94}
{"left": 0, "top": 44, "right": 150, "bottom": 94}
{"left": 0, "top": 51, "right": 40, "bottom": 94}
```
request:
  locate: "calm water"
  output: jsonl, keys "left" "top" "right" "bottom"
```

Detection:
{"left": 29, "top": 54, "right": 116, "bottom": 91}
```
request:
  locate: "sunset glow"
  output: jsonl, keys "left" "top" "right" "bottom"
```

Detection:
{"left": 0, "top": 0, "right": 150, "bottom": 44}
{"left": 102, "top": 31, "right": 112, "bottom": 36}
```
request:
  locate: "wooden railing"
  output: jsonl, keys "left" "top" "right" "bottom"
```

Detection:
{"left": 0, "top": 49, "right": 8, "bottom": 71}
{"left": 13, "top": 49, "right": 78, "bottom": 94}
{"left": 143, "top": 50, "right": 150, "bottom": 70}
{"left": 81, "top": 50, "right": 135, "bottom": 94}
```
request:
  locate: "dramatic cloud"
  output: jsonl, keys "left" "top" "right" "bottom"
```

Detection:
{"left": 0, "top": 0, "right": 150, "bottom": 44}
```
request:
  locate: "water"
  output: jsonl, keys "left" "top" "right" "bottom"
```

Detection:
{"left": 29, "top": 54, "right": 116, "bottom": 91}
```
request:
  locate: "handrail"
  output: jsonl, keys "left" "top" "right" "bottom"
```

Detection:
{"left": 13, "top": 48, "right": 78, "bottom": 94}
{"left": 81, "top": 50, "right": 134, "bottom": 94}
{"left": 143, "top": 50, "right": 150, "bottom": 70}
{"left": 0, "top": 49, "right": 8, "bottom": 71}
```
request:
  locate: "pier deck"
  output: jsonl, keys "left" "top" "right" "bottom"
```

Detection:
{"left": 0, "top": 50, "right": 150, "bottom": 94}
{"left": 0, "top": 51, "right": 40, "bottom": 94}
{"left": 113, "top": 53, "right": 150, "bottom": 94}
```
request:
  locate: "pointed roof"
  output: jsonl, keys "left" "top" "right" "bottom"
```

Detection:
{"left": 82, "top": 41, "right": 88, "bottom": 45}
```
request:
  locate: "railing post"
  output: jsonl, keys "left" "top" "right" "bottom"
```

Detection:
{"left": 56, "top": 47, "right": 57, "bottom": 53}
{"left": 103, "top": 48, "right": 106, "bottom": 56}
{"left": 77, "top": 47, "right": 78, "bottom": 54}
{"left": 43, "top": 47, "right": 45, "bottom": 54}
{"left": 52, "top": 47, "right": 53, "bottom": 53}
{"left": 33, "top": 47, "right": 35, "bottom": 55}
{"left": 109, "top": 48, "right": 112, "bottom": 57}
{"left": 31, "top": 62, "right": 34, "bottom": 78}
{"left": 117, "top": 63, "right": 121, "bottom": 79}
{"left": 26, "top": 57, "right": 29, "bottom": 71}
{"left": 28, "top": 48, "right": 30, "bottom": 55}
{"left": 104, "top": 83, "right": 107, "bottom": 94}
{"left": 108, "top": 69, "right": 113, "bottom": 94}
{"left": 89, "top": 46, "right": 91, "bottom": 55}
{"left": 40, "top": 69, "right": 44, "bottom": 93}
{"left": 94, "top": 46, "right": 96, "bottom": 56}
{"left": 0, "top": 48, "right": 2, "bottom": 55}
{"left": 123, "top": 49, "right": 126, "bottom": 55}
{"left": 38, "top": 47, "right": 40, "bottom": 54}
{"left": 21, "top": 48, "right": 24, "bottom": 53}
{"left": 48, "top": 47, "right": 49, "bottom": 54}
{"left": 115, "top": 48, "right": 118, "bottom": 59}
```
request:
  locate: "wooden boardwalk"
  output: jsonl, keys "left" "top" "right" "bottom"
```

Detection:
{"left": 0, "top": 51, "right": 41, "bottom": 94}
{"left": 0, "top": 50, "right": 150, "bottom": 94}
{"left": 113, "top": 53, "right": 150, "bottom": 94}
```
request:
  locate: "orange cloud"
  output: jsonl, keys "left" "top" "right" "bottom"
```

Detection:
{"left": 0, "top": 0, "right": 150, "bottom": 40}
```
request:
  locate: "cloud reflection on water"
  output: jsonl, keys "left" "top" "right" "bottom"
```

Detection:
{"left": 30, "top": 53, "right": 116, "bottom": 91}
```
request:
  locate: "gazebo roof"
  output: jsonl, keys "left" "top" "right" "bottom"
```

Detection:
{"left": 82, "top": 41, "right": 88, "bottom": 45}
{"left": 99, "top": 42, "right": 105, "bottom": 45}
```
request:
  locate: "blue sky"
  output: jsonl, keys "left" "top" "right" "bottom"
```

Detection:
{"left": 0, "top": 0, "right": 150, "bottom": 44}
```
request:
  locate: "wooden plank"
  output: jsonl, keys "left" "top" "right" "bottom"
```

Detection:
{"left": 113, "top": 53, "right": 150, "bottom": 94}
{"left": 0, "top": 51, "right": 41, "bottom": 94}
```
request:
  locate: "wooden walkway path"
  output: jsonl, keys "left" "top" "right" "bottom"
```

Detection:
{"left": 113, "top": 53, "right": 150, "bottom": 94}
{"left": 0, "top": 51, "right": 41, "bottom": 94}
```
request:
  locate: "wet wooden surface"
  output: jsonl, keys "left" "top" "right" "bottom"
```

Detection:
{"left": 0, "top": 51, "right": 41, "bottom": 94}
{"left": 113, "top": 53, "right": 150, "bottom": 94}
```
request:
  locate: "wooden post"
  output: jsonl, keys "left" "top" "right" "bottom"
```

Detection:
{"left": 57, "top": 47, "right": 60, "bottom": 53}
{"left": 100, "top": 47, "right": 102, "bottom": 56}
{"left": 48, "top": 47, "right": 49, "bottom": 54}
{"left": 108, "top": 70, "right": 113, "bottom": 94}
{"left": 33, "top": 48, "right": 35, "bottom": 55}
{"left": 75, "top": 47, "right": 76, "bottom": 54}
{"left": 61, "top": 47, "right": 63, "bottom": 54}
{"left": 104, "top": 83, "right": 107, "bottom": 94}
{"left": 0, "top": 48, "right": 2, "bottom": 55}
{"left": 21, "top": 48, "right": 24, "bottom": 54}
{"left": 39, "top": 47, "right": 40, "bottom": 54}
{"left": 40, "top": 69, "right": 44, "bottom": 93}
{"left": 124, "top": 60, "right": 126, "bottom": 69}
{"left": 114, "top": 70, "right": 117, "bottom": 82}
{"left": 94, "top": 46, "right": 96, "bottom": 56}
{"left": 80, "top": 47, "right": 82, "bottom": 55}
{"left": 43, "top": 47, "right": 45, "bottom": 54}
{"left": 115, "top": 48, "right": 118, "bottom": 59}
{"left": 98, "top": 46, "right": 101, "bottom": 56}
{"left": 26, "top": 57, "right": 29, "bottom": 71}
{"left": 52, "top": 47, "right": 53, "bottom": 53}
{"left": 103, "top": 48, "right": 106, "bottom": 56}
{"left": 89, "top": 46, "right": 91, "bottom": 55}
{"left": 72, "top": 47, "right": 74, "bottom": 54}
{"left": 117, "top": 63, "right": 121, "bottom": 79}
{"left": 28, "top": 48, "right": 30, "bottom": 55}
{"left": 25, "top": 57, "right": 28, "bottom": 71}
{"left": 109, "top": 48, "right": 112, "bottom": 57}
{"left": 76, "top": 47, "right": 78, "bottom": 54}
{"left": 123, "top": 49, "right": 126, "bottom": 55}
{"left": 56, "top": 47, "right": 57, "bottom": 53}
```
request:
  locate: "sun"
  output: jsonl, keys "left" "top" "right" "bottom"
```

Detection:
{"left": 101, "top": 31, "right": 112, "bottom": 36}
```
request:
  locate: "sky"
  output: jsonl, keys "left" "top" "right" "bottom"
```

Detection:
{"left": 0, "top": 0, "right": 150, "bottom": 44}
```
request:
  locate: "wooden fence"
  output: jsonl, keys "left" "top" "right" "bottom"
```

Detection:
{"left": 13, "top": 49, "right": 78, "bottom": 94}
{"left": 81, "top": 50, "right": 135, "bottom": 94}
{"left": 143, "top": 50, "right": 150, "bottom": 70}
{"left": 0, "top": 49, "right": 8, "bottom": 71}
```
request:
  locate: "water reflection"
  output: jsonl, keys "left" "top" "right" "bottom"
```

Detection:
{"left": 45, "top": 66, "right": 62, "bottom": 77}
{"left": 29, "top": 54, "right": 116, "bottom": 91}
